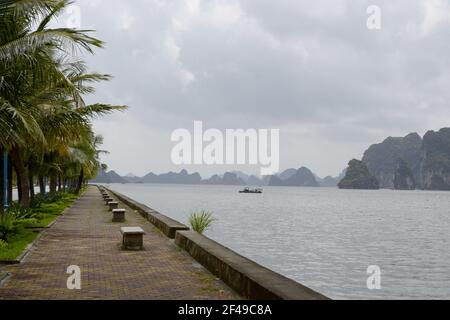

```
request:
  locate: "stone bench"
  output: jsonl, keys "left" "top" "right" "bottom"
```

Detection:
{"left": 104, "top": 188, "right": 190, "bottom": 239}
{"left": 108, "top": 202, "right": 119, "bottom": 211}
{"left": 104, "top": 197, "right": 113, "bottom": 205}
{"left": 121, "top": 227, "right": 145, "bottom": 250}
{"left": 112, "top": 209, "right": 126, "bottom": 222}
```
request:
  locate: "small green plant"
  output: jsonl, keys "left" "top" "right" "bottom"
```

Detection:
{"left": 0, "top": 191, "right": 78, "bottom": 261}
{"left": 0, "top": 214, "right": 18, "bottom": 242}
{"left": 0, "top": 239, "right": 8, "bottom": 249}
{"left": 188, "top": 210, "right": 216, "bottom": 234}
{"left": 8, "top": 203, "right": 40, "bottom": 220}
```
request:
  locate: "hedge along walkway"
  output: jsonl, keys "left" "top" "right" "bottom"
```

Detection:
{"left": 0, "top": 187, "right": 238, "bottom": 300}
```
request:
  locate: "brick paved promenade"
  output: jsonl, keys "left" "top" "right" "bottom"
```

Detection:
{"left": 0, "top": 187, "right": 238, "bottom": 300}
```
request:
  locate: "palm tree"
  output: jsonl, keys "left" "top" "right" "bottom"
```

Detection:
{"left": 0, "top": 0, "right": 127, "bottom": 209}
{"left": 13, "top": 60, "right": 125, "bottom": 204}
{"left": 0, "top": 0, "right": 103, "bottom": 147}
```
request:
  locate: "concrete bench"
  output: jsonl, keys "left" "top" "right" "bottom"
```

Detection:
{"left": 121, "top": 227, "right": 145, "bottom": 250}
{"left": 108, "top": 201, "right": 119, "bottom": 211}
{"left": 104, "top": 197, "right": 114, "bottom": 205}
{"left": 112, "top": 209, "right": 126, "bottom": 222}
{"left": 104, "top": 188, "right": 190, "bottom": 239}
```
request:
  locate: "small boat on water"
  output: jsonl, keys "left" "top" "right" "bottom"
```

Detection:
{"left": 239, "top": 187, "right": 263, "bottom": 194}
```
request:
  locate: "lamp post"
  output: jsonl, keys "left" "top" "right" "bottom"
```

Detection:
{"left": 3, "top": 151, "right": 8, "bottom": 210}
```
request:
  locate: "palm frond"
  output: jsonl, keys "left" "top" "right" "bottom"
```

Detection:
{"left": 0, "top": 28, "right": 103, "bottom": 62}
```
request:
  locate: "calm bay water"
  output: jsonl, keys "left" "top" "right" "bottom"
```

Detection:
{"left": 107, "top": 183, "right": 450, "bottom": 299}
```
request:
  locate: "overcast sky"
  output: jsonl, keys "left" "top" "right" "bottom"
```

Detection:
{"left": 62, "top": 0, "right": 450, "bottom": 178}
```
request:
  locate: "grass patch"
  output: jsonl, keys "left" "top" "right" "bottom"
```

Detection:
{"left": 31, "top": 194, "right": 78, "bottom": 228}
{"left": 0, "top": 192, "right": 79, "bottom": 262}
{"left": 0, "top": 228, "right": 39, "bottom": 261}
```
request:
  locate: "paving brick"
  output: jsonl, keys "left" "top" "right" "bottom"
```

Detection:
{"left": 0, "top": 187, "right": 238, "bottom": 300}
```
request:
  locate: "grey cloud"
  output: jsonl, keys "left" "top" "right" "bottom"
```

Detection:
{"left": 68, "top": 0, "right": 450, "bottom": 177}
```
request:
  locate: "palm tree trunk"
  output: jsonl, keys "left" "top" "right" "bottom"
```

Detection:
{"left": 38, "top": 176, "right": 45, "bottom": 195}
{"left": 58, "top": 175, "right": 62, "bottom": 192}
{"left": 11, "top": 149, "right": 31, "bottom": 208}
{"left": 16, "top": 164, "right": 22, "bottom": 202}
{"left": 7, "top": 155, "right": 12, "bottom": 206}
{"left": 0, "top": 149, "right": 4, "bottom": 215}
{"left": 29, "top": 174, "right": 35, "bottom": 203}
{"left": 76, "top": 168, "right": 84, "bottom": 194}
{"left": 49, "top": 175, "right": 57, "bottom": 194}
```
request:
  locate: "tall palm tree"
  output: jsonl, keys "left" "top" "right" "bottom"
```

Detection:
{"left": 1, "top": 0, "right": 127, "bottom": 208}
{"left": 0, "top": 0, "right": 103, "bottom": 147}
{"left": 13, "top": 59, "right": 125, "bottom": 205}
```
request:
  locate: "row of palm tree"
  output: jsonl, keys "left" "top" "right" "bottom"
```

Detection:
{"left": 0, "top": 0, "right": 126, "bottom": 212}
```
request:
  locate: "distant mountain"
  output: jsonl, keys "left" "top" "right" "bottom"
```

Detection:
{"left": 93, "top": 128, "right": 450, "bottom": 192}
{"left": 421, "top": 128, "right": 450, "bottom": 190}
{"left": 203, "top": 172, "right": 246, "bottom": 185}
{"left": 261, "top": 175, "right": 272, "bottom": 186}
{"left": 268, "top": 167, "right": 319, "bottom": 187}
{"left": 232, "top": 171, "right": 267, "bottom": 185}
{"left": 338, "top": 159, "right": 380, "bottom": 190}
{"left": 355, "top": 127, "right": 450, "bottom": 191}
{"left": 362, "top": 132, "right": 423, "bottom": 189}
{"left": 93, "top": 168, "right": 335, "bottom": 188}
{"left": 267, "top": 175, "right": 284, "bottom": 186}
{"left": 232, "top": 171, "right": 250, "bottom": 182}
{"left": 393, "top": 159, "right": 415, "bottom": 190}
{"left": 141, "top": 172, "right": 158, "bottom": 183}
{"left": 279, "top": 168, "right": 297, "bottom": 180}
{"left": 199, "top": 170, "right": 263, "bottom": 186}
{"left": 202, "top": 174, "right": 223, "bottom": 185}
{"left": 90, "top": 169, "right": 127, "bottom": 184}
{"left": 222, "top": 172, "right": 246, "bottom": 185}
{"left": 247, "top": 175, "right": 264, "bottom": 186}
{"left": 143, "top": 169, "right": 202, "bottom": 184}
{"left": 122, "top": 173, "right": 142, "bottom": 183}
{"left": 320, "top": 176, "right": 339, "bottom": 187}
{"left": 319, "top": 170, "right": 346, "bottom": 187}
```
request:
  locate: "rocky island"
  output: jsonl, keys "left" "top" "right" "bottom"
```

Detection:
{"left": 338, "top": 159, "right": 380, "bottom": 190}
{"left": 393, "top": 159, "right": 416, "bottom": 190}
{"left": 341, "top": 127, "right": 450, "bottom": 191}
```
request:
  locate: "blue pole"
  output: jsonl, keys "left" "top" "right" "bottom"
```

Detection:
{"left": 43, "top": 177, "right": 47, "bottom": 196}
{"left": 3, "top": 152, "right": 8, "bottom": 210}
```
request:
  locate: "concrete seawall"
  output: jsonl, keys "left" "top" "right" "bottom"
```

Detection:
{"left": 106, "top": 188, "right": 189, "bottom": 238}
{"left": 103, "top": 186, "right": 329, "bottom": 300}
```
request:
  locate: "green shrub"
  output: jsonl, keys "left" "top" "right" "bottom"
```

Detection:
{"left": 188, "top": 210, "right": 216, "bottom": 234}
{"left": 0, "top": 214, "right": 18, "bottom": 242}
{"left": 0, "top": 191, "right": 78, "bottom": 260}
{"left": 0, "top": 239, "right": 8, "bottom": 249}
{"left": 30, "top": 194, "right": 45, "bottom": 208}
{"left": 31, "top": 192, "right": 78, "bottom": 209}
{"left": 8, "top": 203, "right": 40, "bottom": 220}
{"left": 15, "top": 218, "right": 39, "bottom": 228}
